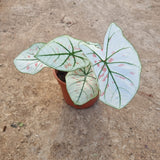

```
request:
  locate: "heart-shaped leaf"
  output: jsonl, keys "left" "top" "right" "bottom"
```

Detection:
{"left": 80, "top": 23, "right": 141, "bottom": 109}
{"left": 14, "top": 43, "right": 47, "bottom": 74}
{"left": 66, "top": 65, "right": 99, "bottom": 105}
{"left": 35, "top": 35, "right": 90, "bottom": 72}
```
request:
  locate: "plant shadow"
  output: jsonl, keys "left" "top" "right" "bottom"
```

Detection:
{"left": 49, "top": 101, "right": 113, "bottom": 159}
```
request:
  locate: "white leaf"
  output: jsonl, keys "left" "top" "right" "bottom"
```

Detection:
{"left": 14, "top": 43, "right": 47, "bottom": 74}
{"left": 80, "top": 23, "right": 141, "bottom": 109}
{"left": 35, "top": 35, "right": 89, "bottom": 71}
{"left": 66, "top": 65, "right": 99, "bottom": 105}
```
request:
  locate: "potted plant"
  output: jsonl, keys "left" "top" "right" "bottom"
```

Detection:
{"left": 14, "top": 23, "right": 141, "bottom": 109}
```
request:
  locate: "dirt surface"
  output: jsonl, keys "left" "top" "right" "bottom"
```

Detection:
{"left": 0, "top": 0, "right": 160, "bottom": 160}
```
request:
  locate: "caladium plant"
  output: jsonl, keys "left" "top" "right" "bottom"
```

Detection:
{"left": 14, "top": 36, "right": 99, "bottom": 105}
{"left": 14, "top": 23, "right": 141, "bottom": 109}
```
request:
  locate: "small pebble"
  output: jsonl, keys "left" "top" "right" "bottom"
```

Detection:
{"left": 11, "top": 123, "right": 17, "bottom": 128}
{"left": 3, "top": 126, "right": 7, "bottom": 132}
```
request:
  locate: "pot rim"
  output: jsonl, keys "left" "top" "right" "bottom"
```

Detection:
{"left": 53, "top": 69, "right": 66, "bottom": 86}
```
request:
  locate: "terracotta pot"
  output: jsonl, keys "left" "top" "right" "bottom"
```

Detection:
{"left": 53, "top": 69, "right": 99, "bottom": 109}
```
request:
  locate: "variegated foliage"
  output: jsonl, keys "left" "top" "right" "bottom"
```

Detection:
{"left": 35, "top": 35, "right": 90, "bottom": 71}
{"left": 14, "top": 43, "right": 47, "bottom": 74}
{"left": 66, "top": 65, "right": 99, "bottom": 105}
{"left": 80, "top": 23, "right": 141, "bottom": 109}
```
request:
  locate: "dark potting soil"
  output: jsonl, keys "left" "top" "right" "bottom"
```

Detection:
{"left": 57, "top": 71, "right": 67, "bottom": 83}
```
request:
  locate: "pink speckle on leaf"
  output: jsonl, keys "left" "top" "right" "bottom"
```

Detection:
{"left": 94, "top": 60, "right": 100, "bottom": 67}
{"left": 130, "top": 72, "right": 135, "bottom": 75}
{"left": 115, "top": 75, "right": 125, "bottom": 80}
{"left": 56, "top": 48, "right": 59, "bottom": 52}
{"left": 74, "top": 47, "right": 80, "bottom": 50}
{"left": 118, "top": 64, "right": 124, "bottom": 67}
{"left": 103, "top": 67, "right": 107, "bottom": 72}
{"left": 35, "top": 63, "right": 38, "bottom": 67}
{"left": 108, "top": 58, "right": 114, "bottom": 63}
{"left": 92, "top": 54, "right": 96, "bottom": 58}
{"left": 130, "top": 83, "right": 134, "bottom": 86}
{"left": 28, "top": 55, "right": 31, "bottom": 58}
{"left": 26, "top": 66, "right": 30, "bottom": 70}
{"left": 120, "top": 76, "right": 125, "bottom": 80}
{"left": 64, "top": 63, "right": 72, "bottom": 68}
{"left": 101, "top": 92, "right": 104, "bottom": 97}
{"left": 99, "top": 72, "right": 104, "bottom": 79}
{"left": 68, "top": 45, "right": 71, "bottom": 50}
{"left": 102, "top": 74, "right": 108, "bottom": 82}
{"left": 97, "top": 60, "right": 102, "bottom": 67}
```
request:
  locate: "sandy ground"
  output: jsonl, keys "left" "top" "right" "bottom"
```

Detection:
{"left": 0, "top": 0, "right": 160, "bottom": 160}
